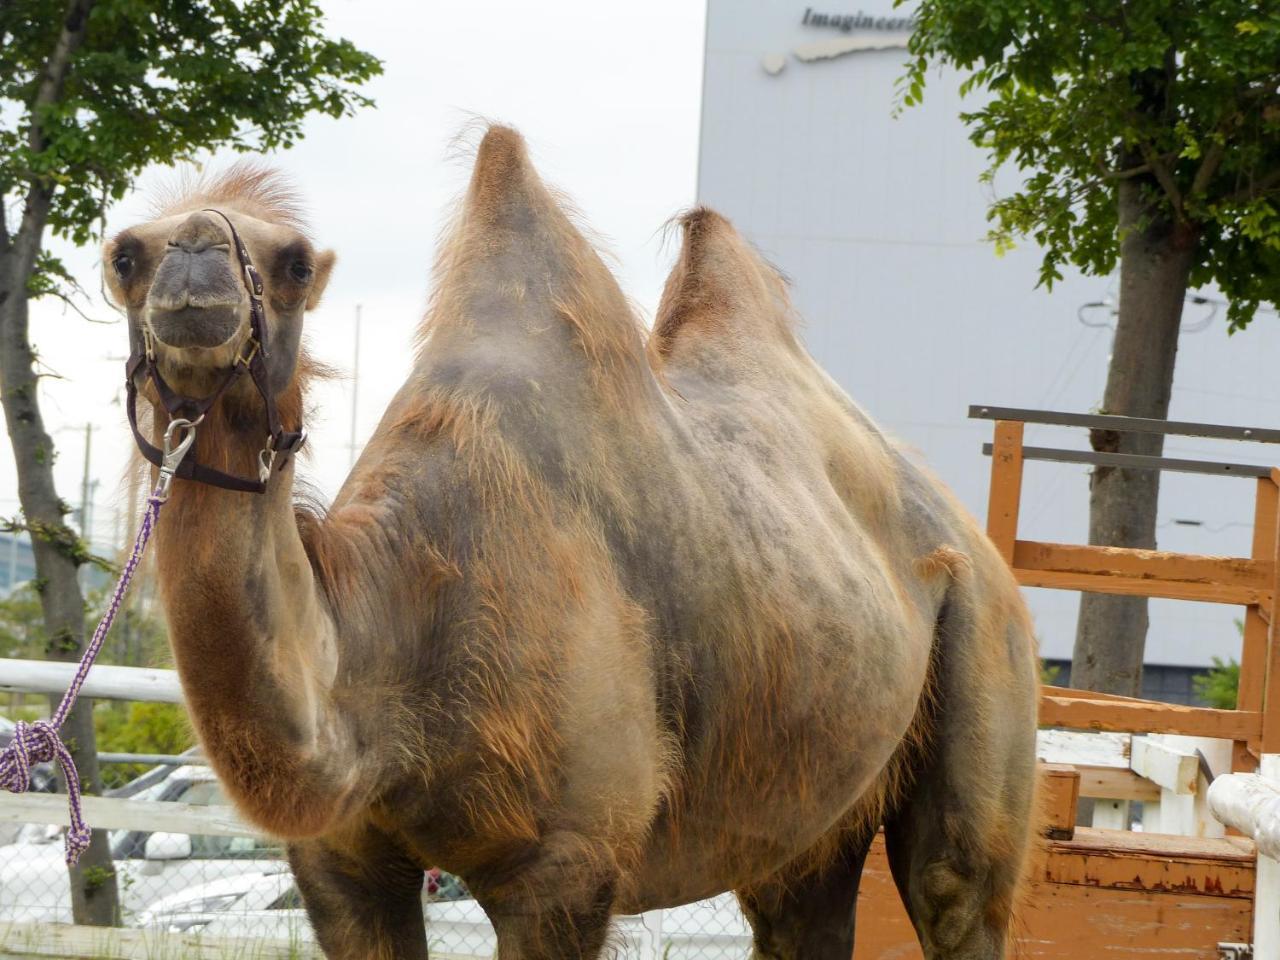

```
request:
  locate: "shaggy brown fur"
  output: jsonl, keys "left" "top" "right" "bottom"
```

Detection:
{"left": 107, "top": 126, "right": 1039, "bottom": 960}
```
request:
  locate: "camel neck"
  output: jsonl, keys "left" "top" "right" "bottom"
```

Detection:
{"left": 152, "top": 431, "right": 357, "bottom": 838}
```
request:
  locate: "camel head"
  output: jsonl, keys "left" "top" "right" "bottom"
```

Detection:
{"left": 104, "top": 164, "right": 335, "bottom": 402}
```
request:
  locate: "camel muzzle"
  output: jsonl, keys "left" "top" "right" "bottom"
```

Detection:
{"left": 147, "top": 244, "right": 245, "bottom": 349}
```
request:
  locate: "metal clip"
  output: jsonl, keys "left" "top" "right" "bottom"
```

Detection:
{"left": 236, "top": 337, "right": 261, "bottom": 368}
{"left": 156, "top": 416, "right": 203, "bottom": 501}
{"left": 258, "top": 446, "right": 276, "bottom": 484}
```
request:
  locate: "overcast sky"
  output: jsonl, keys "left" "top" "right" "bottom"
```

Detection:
{"left": 12, "top": 0, "right": 708, "bottom": 546}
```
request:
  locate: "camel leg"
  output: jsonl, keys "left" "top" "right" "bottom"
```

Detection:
{"left": 470, "top": 833, "right": 617, "bottom": 960}
{"left": 735, "top": 830, "right": 877, "bottom": 960}
{"left": 884, "top": 594, "right": 1038, "bottom": 959}
{"left": 288, "top": 831, "right": 428, "bottom": 960}
{"left": 482, "top": 885, "right": 615, "bottom": 960}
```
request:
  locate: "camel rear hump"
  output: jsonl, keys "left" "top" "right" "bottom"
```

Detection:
{"left": 653, "top": 208, "right": 802, "bottom": 365}
{"left": 422, "top": 125, "right": 652, "bottom": 405}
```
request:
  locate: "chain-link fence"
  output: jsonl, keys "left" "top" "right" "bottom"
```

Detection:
{"left": 0, "top": 761, "right": 752, "bottom": 958}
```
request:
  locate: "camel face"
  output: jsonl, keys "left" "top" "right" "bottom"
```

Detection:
{"left": 104, "top": 173, "right": 334, "bottom": 397}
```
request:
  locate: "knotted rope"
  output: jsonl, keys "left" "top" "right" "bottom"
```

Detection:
{"left": 0, "top": 491, "right": 164, "bottom": 865}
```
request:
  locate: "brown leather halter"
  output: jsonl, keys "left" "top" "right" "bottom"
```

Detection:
{"left": 125, "top": 209, "right": 306, "bottom": 494}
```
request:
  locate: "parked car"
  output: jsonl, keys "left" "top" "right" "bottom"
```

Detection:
{"left": 134, "top": 868, "right": 487, "bottom": 947}
{"left": 0, "top": 764, "right": 283, "bottom": 924}
{"left": 133, "top": 868, "right": 751, "bottom": 959}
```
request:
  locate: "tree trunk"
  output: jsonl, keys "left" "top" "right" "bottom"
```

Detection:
{"left": 0, "top": 248, "right": 120, "bottom": 926}
{"left": 1071, "top": 179, "right": 1198, "bottom": 696}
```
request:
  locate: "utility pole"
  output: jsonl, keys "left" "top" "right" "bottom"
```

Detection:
{"left": 349, "top": 304, "right": 362, "bottom": 469}
{"left": 79, "top": 423, "right": 92, "bottom": 540}
{"left": 79, "top": 423, "right": 92, "bottom": 589}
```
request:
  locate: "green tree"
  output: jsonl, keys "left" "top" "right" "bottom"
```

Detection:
{"left": 0, "top": 581, "right": 48, "bottom": 661}
{"left": 0, "top": 581, "right": 167, "bottom": 669}
{"left": 0, "top": 0, "right": 380, "bottom": 925}
{"left": 904, "top": 3, "right": 1280, "bottom": 696}
{"left": 94, "top": 701, "right": 194, "bottom": 788}
{"left": 1193, "top": 657, "right": 1240, "bottom": 710}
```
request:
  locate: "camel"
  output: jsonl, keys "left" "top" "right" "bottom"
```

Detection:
{"left": 103, "top": 125, "right": 1039, "bottom": 960}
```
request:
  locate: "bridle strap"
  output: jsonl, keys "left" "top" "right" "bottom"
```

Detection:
{"left": 124, "top": 209, "right": 306, "bottom": 494}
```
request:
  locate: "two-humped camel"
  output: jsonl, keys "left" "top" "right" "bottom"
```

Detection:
{"left": 104, "top": 126, "right": 1038, "bottom": 960}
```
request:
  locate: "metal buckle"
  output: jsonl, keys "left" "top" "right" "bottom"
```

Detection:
{"left": 157, "top": 415, "right": 204, "bottom": 501}
{"left": 236, "top": 337, "right": 261, "bottom": 368}
{"left": 143, "top": 326, "right": 157, "bottom": 361}
{"left": 258, "top": 445, "right": 276, "bottom": 484}
{"left": 244, "top": 263, "right": 263, "bottom": 297}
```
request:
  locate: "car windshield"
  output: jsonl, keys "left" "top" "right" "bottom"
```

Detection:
{"left": 110, "top": 774, "right": 282, "bottom": 860}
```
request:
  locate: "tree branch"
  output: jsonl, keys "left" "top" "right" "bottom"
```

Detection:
{"left": 1138, "top": 141, "right": 1185, "bottom": 219}
{"left": 47, "top": 288, "right": 116, "bottom": 325}
{"left": 1224, "top": 168, "right": 1280, "bottom": 205}
{"left": 1189, "top": 141, "right": 1227, "bottom": 200}
{"left": 12, "top": 0, "right": 95, "bottom": 277}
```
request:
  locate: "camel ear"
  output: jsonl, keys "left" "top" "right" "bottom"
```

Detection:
{"left": 306, "top": 249, "right": 336, "bottom": 311}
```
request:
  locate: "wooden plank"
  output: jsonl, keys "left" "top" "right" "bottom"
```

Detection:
{"left": 969, "top": 404, "right": 1280, "bottom": 444}
{"left": 1042, "top": 685, "right": 1142, "bottom": 704}
{"left": 983, "top": 442, "right": 1273, "bottom": 478}
{"left": 0, "top": 658, "right": 183, "bottom": 704}
{"left": 1075, "top": 765, "right": 1159, "bottom": 802}
{"left": 852, "top": 830, "right": 1256, "bottom": 959}
{"left": 1014, "top": 566, "right": 1267, "bottom": 605}
{"left": 1012, "top": 540, "right": 1269, "bottom": 591}
{"left": 1130, "top": 736, "right": 1200, "bottom": 795}
{"left": 1264, "top": 470, "right": 1280, "bottom": 754}
{"left": 1239, "top": 609, "right": 1269, "bottom": 759}
{"left": 1056, "top": 826, "right": 1254, "bottom": 861}
{"left": 1036, "top": 728, "right": 1131, "bottom": 767}
{"left": 985, "top": 420, "right": 1024, "bottom": 563}
{"left": 1237, "top": 477, "right": 1277, "bottom": 752}
{"left": 0, "top": 792, "right": 255, "bottom": 838}
{"left": 1044, "top": 827, "right": 1256, "bottom": 897}
{"left": 1233, "top": 739, "right": 1260, "bottom": 773}
{"left": 1040, "top": 695, "right": 1262, "bottom": 740}
{"left": 1039, "top": 764, "right": 1079, "bottom": 839}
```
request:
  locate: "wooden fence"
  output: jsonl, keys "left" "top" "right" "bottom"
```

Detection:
{"left": 975, "top": 404, "right": 1280, "bottom": 769}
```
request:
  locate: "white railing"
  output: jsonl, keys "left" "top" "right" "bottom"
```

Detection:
{"left": 0, "top": 657, "right": 182, "bottom": 703}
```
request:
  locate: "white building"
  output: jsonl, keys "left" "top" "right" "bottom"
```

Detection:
{"left": 697, "top": 0, "right": 1280, "bottom": 700}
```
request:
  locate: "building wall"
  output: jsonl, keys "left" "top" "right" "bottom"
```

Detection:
{"left": 0, "top": 534, "right": 36, "bottom": 595}
{"left": 698, "top": 0, "right": 1280, "bottom": 668}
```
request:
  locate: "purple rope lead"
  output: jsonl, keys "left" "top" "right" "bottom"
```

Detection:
{"left": 0, "top": 491, "right": 165, "bottom": 865}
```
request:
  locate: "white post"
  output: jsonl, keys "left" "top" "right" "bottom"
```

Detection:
{"left": 1091, "top": 798, "right": 1129, "bottom": 830}
{"left": 635, "top": 910, "right": 664, "bottom": 960}
{"left": 1207, "top": 754, "right": 1280, "bottom": 956}
{"left": 1258, "top": 755, "right": 1280, "bottom": 958}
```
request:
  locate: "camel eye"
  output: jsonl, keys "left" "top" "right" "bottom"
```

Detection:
{"left": 112, "top": 254, "right": 133, "bottom": 278}
{"left": 288, "top": 260, "right": 312, "bottom": 283}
